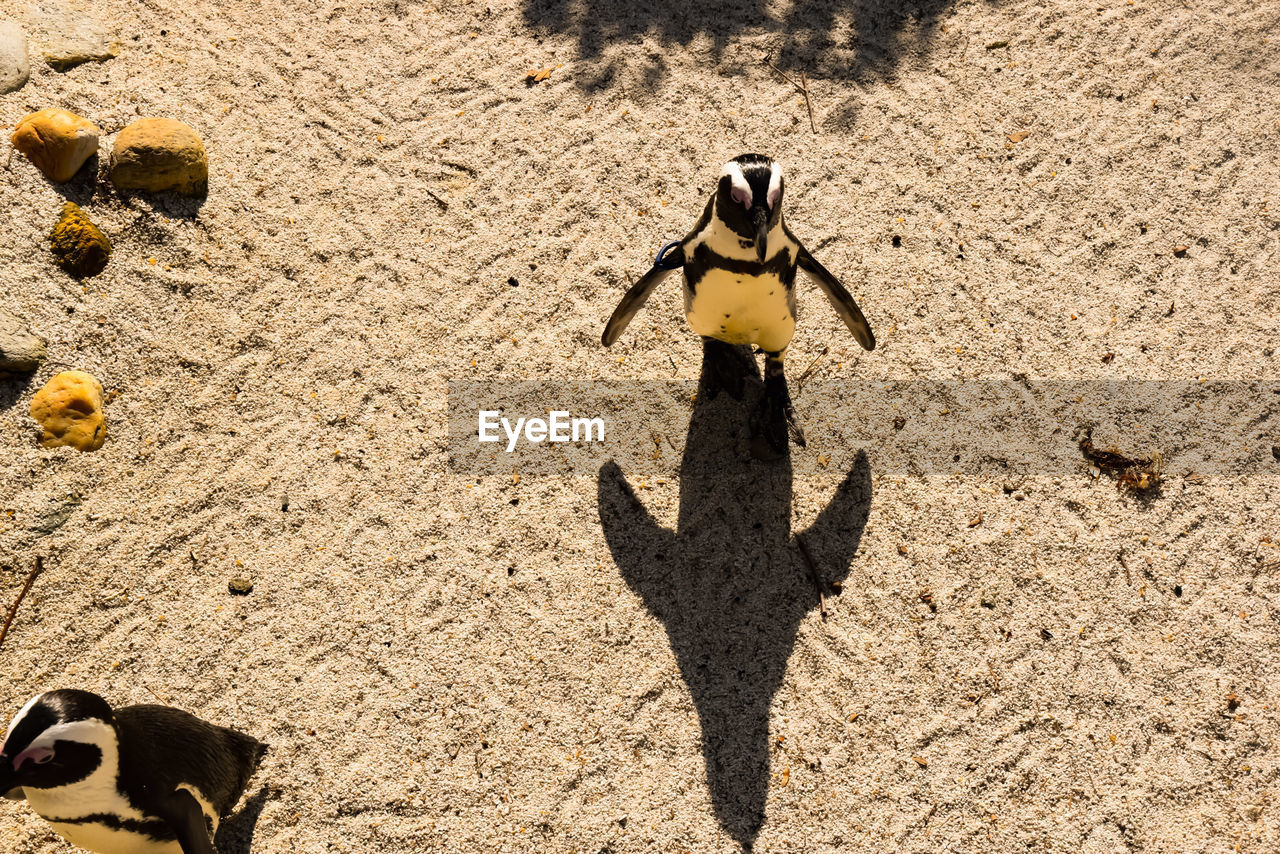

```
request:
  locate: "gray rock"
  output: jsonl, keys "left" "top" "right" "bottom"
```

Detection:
{"left": 228, "top": 577, "right": 254, "bottom": 595}
{"left": 0, "top": 21, "right": 30, "bottom": 93}
{"left": 0, "top": 309, "right": 47, "bottom": 376}
{"left": 29, "top": 1, "right": 117, "bottom": 71}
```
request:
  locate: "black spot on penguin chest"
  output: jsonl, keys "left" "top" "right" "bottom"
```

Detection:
{"left": 684, "top": 245, "right": 796, "bottom": 296}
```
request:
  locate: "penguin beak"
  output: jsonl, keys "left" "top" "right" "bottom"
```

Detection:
{"left": 753, "top": 207, "right": 769, "bottom": 263}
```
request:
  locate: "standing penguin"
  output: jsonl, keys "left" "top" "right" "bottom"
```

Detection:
{"left": 1, "top": 689, "right": 266, "bottom": 854}
{"left": 603, "top": 153, "right": 875, "bottom": 452}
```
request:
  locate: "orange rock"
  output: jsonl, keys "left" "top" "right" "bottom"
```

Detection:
{"left": 11, "top": 109, "right": 101, "bottom": 182}
{"left": 110, "top": 118, "right": 208, "bottom": 196}
{"left": 29, "top": 371, "right": 106, "bottom": 451}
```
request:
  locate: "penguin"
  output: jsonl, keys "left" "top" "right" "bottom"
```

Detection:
{"left": 0, "top": 689, "right": 267, "bottom": 854}
{"left": 603, "top": 153, "right": 875, "bottom": 453}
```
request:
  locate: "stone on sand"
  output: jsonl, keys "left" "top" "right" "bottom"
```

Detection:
{"left": 0, "top": 21, "right": 30, "bottom": 93}
{"left": 31, "top": 1, "right": 118, "bottom": 71}
{"left": 50, "top": 202, "right": 111, "bottom": 278}
{"left": 11, "top": 108, "right": 101, "bottom": 182}
{"left": 0, "top": 309, "right": 47, "bottom": 376}
{"left": 30, "top": 370, "right": 106, "bottom": 451}
{"left": 110, "top": 118, "right": 208, "bottom": 197}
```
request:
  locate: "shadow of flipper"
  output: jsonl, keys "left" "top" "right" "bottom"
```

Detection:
{"left": 598, "top": 353, "right": 873, "bottom": 850}
{"left": 214, "top": 785, "right": 271, "bottom": 854}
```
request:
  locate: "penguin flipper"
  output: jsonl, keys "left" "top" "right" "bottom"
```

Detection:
{"left": 796, "top": 249, "right": 875, "bottom": 351}
{"left": 161, "top": 788, "right": 217, "bottom": 854}
{"left": 602, "top": 263, "right": 680, "bottom": 347}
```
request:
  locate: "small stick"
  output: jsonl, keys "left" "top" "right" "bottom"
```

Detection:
{"left": 795, "top": 535, "right": 828, "bottom": 620}
{"left": 0, "top": 557, "right": 45, "bottom": 654}
{"left": 796, "top": 342, "right": 831, "bottom": 388}
{"left": 143, "top": 684, "right": 170, "bottom": 705}
{"left": 764, "top": 55, "right": 802, "bottom": 90}
{"left": 764, "top": 55, "right": 819, "bottom": 134}
{"left": 424, "top": 188, "right": 449, "bottom": 211}
{"left": 801, "top": 72, "right": 817, "bottom": 134}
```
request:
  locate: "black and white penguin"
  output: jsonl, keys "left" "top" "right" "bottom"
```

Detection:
{"left": 603, "top": 153, "right": 875, "bottom": 452}
{"left": 0, "top": 689, "right": 266, "bottom": 854}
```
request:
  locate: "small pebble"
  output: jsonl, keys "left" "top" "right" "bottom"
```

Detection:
{"left": 0, "top": 21, "right": 30, "bottom": 94}
{"left": 228, "top": 577, "right": 254, "bottom": 595}
{"left": 29, "top": 370, "right": 106, "bottom": 451}
{"left": 0, "top": 309, "right": 48, "bottom": 376}
{"left": 11, "top": 108, "right": 101, "bottom": 182}
{"left": 51, "top": 202, "right": 111, "bottom": 278}
{"left": 110, "top": 118, "right": 208, "bottom": 197}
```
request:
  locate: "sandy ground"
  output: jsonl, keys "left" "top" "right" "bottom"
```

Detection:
{"left": 2, "top": 0, "right": 1280, "bottom": 851}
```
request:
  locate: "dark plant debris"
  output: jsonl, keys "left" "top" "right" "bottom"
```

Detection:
{"left": 1078, "top": 427, "right": 1163, "bottom": 495}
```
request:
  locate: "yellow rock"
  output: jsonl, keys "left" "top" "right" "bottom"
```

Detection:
{"left": 50, "top": 202, "right": 111, "bottom": 278}
{"left": 29, "top": 371, "right": 106, "bottom": 451}
{"left": 110, "top": 118, "right": 208, "bottom": 196}
{"left": 11, "top": 109, "right": 101, "bottom": 182}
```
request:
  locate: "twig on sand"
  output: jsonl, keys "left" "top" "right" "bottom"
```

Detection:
{"left": 425, "top": 188, "right": 449, "bottom": 211}
{"left": 795, "top": 535, "right": 828, "bottom": 620}
{"left": 763, "top": 54, "right": 819, "bottom": 134}
{"left": 0, "top": 557, "right": 45, "bottom": 654}
{"left": 796, "top": 342, "right": 831, "bottom": 390}
{"left": 143, "top": 684, "right": 171, "bottom": 705}
{"left": 801, "top": 72, "right": 817, "bottom": 133}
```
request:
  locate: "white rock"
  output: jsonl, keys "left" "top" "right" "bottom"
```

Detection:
{"left": 0, "top": 20, "right": 30, "bottom": 93}
{"left": 29, "top": 0, "right": 117, "bottom": 71}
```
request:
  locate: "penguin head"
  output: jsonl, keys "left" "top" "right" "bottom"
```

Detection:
{"left": 0, "top": 690, "right": 116, "bottom": 794}
{"left": 716, "top": 154, "right": 784, "bottom": 263}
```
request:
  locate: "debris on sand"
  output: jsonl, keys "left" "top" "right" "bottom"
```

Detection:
{"left": 1077, "top": 427, "right": 1163, "bottom": 495}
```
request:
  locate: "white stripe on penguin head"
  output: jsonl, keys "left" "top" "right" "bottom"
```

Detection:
{"left": 720, "top": 160, "right": 753, "bottom": 207}
{"left": 4, "top": 694, "right": 47, "bottom": 745}
{"left": 767, "top": 162, "right": 783, "bottom": 209}
{"left": 25, "top": 719, "right": 117, "bottom": 754}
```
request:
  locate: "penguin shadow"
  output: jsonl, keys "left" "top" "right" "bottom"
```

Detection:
{"left": 597, "top": 351, "right": 872, "bottom": 850}
{"left": 213, "top": 785, "right": 271, "bottom": 854}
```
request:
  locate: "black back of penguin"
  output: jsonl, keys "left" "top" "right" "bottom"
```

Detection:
{"left": 114, "top": 705, "right": 266, "bottom": 818}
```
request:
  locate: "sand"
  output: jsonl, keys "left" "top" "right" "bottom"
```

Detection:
{"left": 2, "top": 0, "right": 1279, "bottom": 851}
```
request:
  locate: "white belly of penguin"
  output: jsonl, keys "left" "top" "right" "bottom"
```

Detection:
{"left": 48, "top": 821, "right": 181, "bottom": 854}
{"left": 686, "top": 268, "right": 795, "bottom": 354}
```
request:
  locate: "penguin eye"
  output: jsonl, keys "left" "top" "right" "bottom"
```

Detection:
{"left": 730, "top": 187, "right": 751, "bottom": 209}
{"left": 767, "top": 186, "right": 781, "bottom": 209}
{"left": 35, "top": 750, "right": 54, "bottom": 765}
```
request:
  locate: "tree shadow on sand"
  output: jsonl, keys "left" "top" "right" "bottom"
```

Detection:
{"left": 523, "top": 0, "right": 976, "bottom": 95}
{"left": 597, "top": 350, "right": 871, "bottom": 850}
